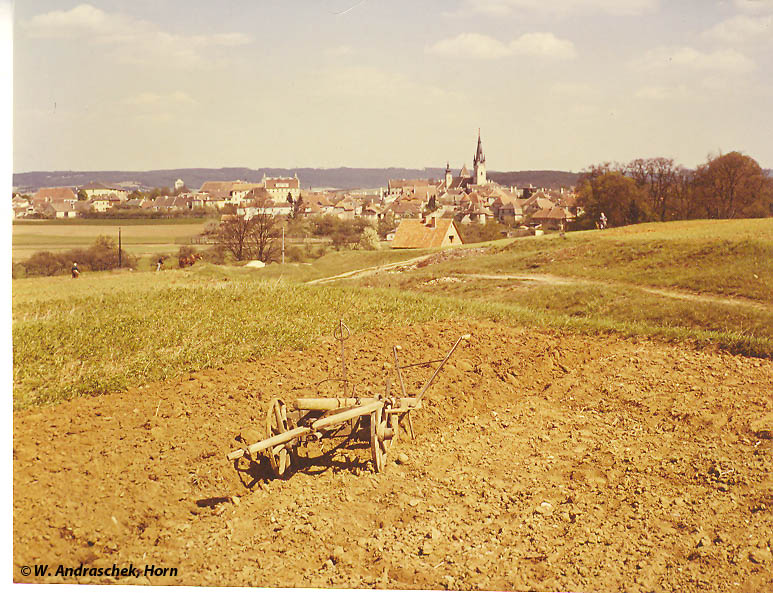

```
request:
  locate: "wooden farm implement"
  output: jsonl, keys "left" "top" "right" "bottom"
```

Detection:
{"left": 227, "top": 322, "right": 469, "bottom": 477}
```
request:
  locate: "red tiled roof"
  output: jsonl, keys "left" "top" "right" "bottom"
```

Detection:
{"left": 392, "top": 219, "right": 462, "bottom": 249}
{"left": 33, "top": 187, "right": 77, "bottom": 202}
{"left": 264, "top": 177, "right": 300, "bottom": 190}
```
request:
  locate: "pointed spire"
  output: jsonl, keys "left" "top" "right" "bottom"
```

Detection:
{"left": 475, "top": 129, "right": 485, "bottom": 165}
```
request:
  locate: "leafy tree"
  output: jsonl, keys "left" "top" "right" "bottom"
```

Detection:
{"left": 575, "top": 170, "right": 653, "bottom": 228}
{"left": 358, "top": 226, "right": 380, "bottom": 250}
{"left": 457, "top": 219, "right": 506, "bottom": 243}
{"left": 77, "top": 189, "right": 88, "bottom": 201}
{"left": 377, "top": 211, "right": 396, "bottom": 239}
{"left": 694, "top": 152, "right": 771, "bottom": 219}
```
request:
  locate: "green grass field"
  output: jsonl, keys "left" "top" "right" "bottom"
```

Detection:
{"left": 12, "top": 218, "right": 773, "bottom": 409}
{"left": 12, "top": 219, "right": 211, "bottom": 261}
{"left": 418, "top": 219, "right": 773, "bottom": 301}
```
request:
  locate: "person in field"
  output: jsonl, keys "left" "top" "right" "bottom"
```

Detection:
{"left": 71, "top": 262, "right": 80, "bottom": 279}
{"left": 156, "top": 257, "right": 164, "bottom": 272}
{"left": 599, "top": 212, "right": 607, "bottom": 229}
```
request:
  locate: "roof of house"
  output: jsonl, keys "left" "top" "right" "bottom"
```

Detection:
{"left": 33, "top": 187, "right": 77, "bottom": 202}
{"left": 392, "top": 218, "right": 461, "bottom": 249}
{"left": 388, "top": 178, "right": 433, "bottom": 190}
{"left": 264, "top": 177, "right": 300, "bottom": 190}
{"left": 532, "top": 206, "right": 571, "bottom": 220}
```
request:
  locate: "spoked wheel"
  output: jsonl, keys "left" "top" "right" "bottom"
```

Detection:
{"left": 370, "top": 405, "right": 395, "bottom": 473}
{"left": 370, "top": 407, "right": 384, "bottom": 472}
{"left": 265, "top": 398, "right": 294, "bottom": 478}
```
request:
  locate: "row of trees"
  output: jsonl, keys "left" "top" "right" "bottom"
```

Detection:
{"left": 212, "top": 208, "right": 385, "bottom": 263}
{"left": 13, "top": 236, "right": 137, "bottom": 278}
{"left": 574, "top": 152, "right": 772, "bottom": 229}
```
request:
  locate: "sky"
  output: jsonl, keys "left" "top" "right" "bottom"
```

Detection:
{"left": 10, "top": 0, "right": 773, "bottom": 174}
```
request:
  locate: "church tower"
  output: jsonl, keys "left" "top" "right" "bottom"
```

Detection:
{"left": 445, "top": 162, "right": 453, "bottom": 188}
{"left": 473, "top": 129, "right": 487, "bottom": 186}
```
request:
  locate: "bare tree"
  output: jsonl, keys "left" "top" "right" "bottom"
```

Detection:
{"left": 246, "top": 198, "right": 279, "bottom": 262}
{"left": 624, "top": 157, "right": 679, "bottom": 220}
{"left": 217, "top": 215, "right": 254, "bottom": 261}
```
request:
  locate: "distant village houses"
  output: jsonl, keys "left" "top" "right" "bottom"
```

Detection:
{"left": 13, "top": 142, "right": 578, "bottom": 236}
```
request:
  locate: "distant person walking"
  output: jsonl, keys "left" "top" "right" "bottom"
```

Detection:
{"left": 71, "top": 262, "right": 80, "bottom": 279}
{"left": 156, "top": 257, "right": 164, "bottom": 272}
{"left": 599, "top": 212, "right": 607, "bottom": 230}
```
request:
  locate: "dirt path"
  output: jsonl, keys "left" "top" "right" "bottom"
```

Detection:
{"left": 308, "top": 249, "right": 770, "bottom": 312}
{"left": 459, "top": 273, "right": 772, "bottom": 312}
{"left": 13, "top": 321, "right": 773, "bottom": 590}
{"left": 306, "top": 254, "right": 434, "bottom": 285}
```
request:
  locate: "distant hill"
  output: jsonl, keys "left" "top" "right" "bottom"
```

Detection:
{"left": 12, "top": 167, "right": 580, "bottom": 194}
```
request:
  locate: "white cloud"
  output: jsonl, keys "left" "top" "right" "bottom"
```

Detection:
{"left": 732, "top": 0, "right": 773, "bottom": 14}
{"left": 634, "top": 46, "right": 756, "bottom": 73}
{"left": 427, "top": 32, "right": 576, "bottom": 59}
{"left": 428, "top": 33, "right": 512, "bottom": 59}
{"left": 703, "top": 14, "right": 773, "bottom": 44}
{"left": 22, "top": 4, "right": 250, "bottom": 68}
{"left": 510, "top": 33, "right": 577, "bottom": 59}
{"left": 452, "top": 0, "right": 659, "bottom": 17}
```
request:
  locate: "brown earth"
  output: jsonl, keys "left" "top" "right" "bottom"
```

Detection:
{"left": 13, "top": 321, "right": 773, "bottom": 591}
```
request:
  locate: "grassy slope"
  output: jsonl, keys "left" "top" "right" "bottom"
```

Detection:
{"left": 12, "top": 219, "right": 773, "bottom": 409}
{"left": 431, "top": 219, "right": 773, "bottom": 301}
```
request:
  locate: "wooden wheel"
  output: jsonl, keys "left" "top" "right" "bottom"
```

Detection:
{"left": 265, "top": 398, "right": 294, "bottom": 477}
{"left": 370, "top": 407, "right": 385, "bottom": 473}
{"left": 385, "top": 407, "right": 398, "bottom": 449}
{"left": 370, "top": 404, "right": 395, "bottom": 473}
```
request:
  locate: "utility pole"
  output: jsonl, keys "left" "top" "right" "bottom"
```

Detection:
{"left": 118, "top": 226, "right": 122, "bottom": 268}
{"left": 282, "top": 226, "right": 285, "bottom": 265}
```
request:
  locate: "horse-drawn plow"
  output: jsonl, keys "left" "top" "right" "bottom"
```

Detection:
{"left": 227, "top": 321, "right": 469, "bottom": 477}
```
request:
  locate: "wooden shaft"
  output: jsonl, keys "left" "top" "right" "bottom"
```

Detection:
{"left": 294, "top": 397, "right": 377, "bottom": 410}
{"left": 311, "top": 401, "right": 382, "bottom": 430}
{"left": 226, "top": 426, "right": 309, "bottom": 461}
{"left": 295, "top": 397, "right": 420, "bottom": 411}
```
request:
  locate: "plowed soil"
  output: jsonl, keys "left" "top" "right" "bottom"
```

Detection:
{"left": 13, "top": 321, "right": 773, "bottom": 591}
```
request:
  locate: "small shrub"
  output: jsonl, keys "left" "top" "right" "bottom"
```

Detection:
{"left": 200, "top": 244, "right": 227, "bottom": 264}
{"left": 286, "top": 245, "right": 305, "bottom": 262}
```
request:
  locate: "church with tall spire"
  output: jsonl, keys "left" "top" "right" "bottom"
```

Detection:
{"left": 439, "top": 128, "right": 491, "bottom": 191}
{"left": 440, "top": 130, "right": 489, "bottom": 191}
{"left": 473, "top": 129, "right": 486, "bottom": 186}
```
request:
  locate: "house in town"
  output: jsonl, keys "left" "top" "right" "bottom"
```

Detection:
{"left": 262, "top": 174, "right": 301, "bottom": 202}
{"left": 80, "top": 182, "right": 129, "bottom": 201}
{"left": 391, "top": 217, "right": 463, "bottom": 249}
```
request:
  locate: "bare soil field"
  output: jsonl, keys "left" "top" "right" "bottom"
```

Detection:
{"left": 13, "top": 321, "right": 773, "bottom": 591}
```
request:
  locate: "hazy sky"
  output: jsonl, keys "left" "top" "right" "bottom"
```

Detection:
{"left": 12, "top": 0, "right": 773, "bottom": 173}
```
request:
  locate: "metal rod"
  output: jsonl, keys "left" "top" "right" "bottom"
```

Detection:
{"left": 393, "top": 346, "right": 408, "bottom": 398}
{"left": 416, "top": 334, "right": 470, "bottom": 402}
{"left": 396, "top": 357, "right": 446, "bottom": 370}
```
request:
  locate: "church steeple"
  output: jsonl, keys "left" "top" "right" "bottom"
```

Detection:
{"left": 473, "top": 129, "right": 487, "bottom": 185}
{"left": 445, "top": 161, "right": 452, "bottom": 188}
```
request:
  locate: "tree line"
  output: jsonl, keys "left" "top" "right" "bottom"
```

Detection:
{"left": 573, "top": 152, "right": 772, "bottom": 229}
